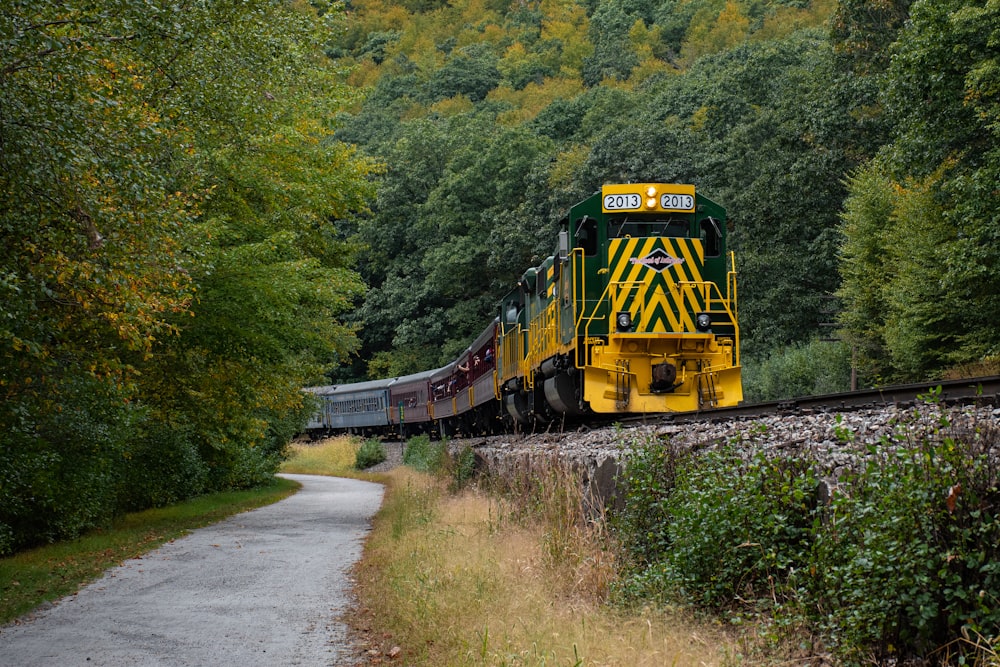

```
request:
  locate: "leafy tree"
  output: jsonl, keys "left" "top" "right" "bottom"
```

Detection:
{"left": 835, "top": 163, "right": 895, "bottom": 381}
{"left": 829, "top": 0, "right": 913, "bottom": 74}
{"left": 838, "top": 0, "right": 1000, "bottom": 377}
{"left": 0, "top": 0, "right": 374, "bottom": 552}
{"left": 681, "top": 0, "right": 751, "bottom": 64}
{"left": 350, "top": 114, "right": 554, "bottom": 375}
{"left": 582, "top": 0, "right": 643, "bottom": 85}
{"left": 425, "top": 44, "right": 501, "bottom": 102}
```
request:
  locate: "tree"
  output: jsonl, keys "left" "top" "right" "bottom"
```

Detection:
{"left": 835, "top": 163, "right": 895, "bottom": 381}
{"left": 836, "top": 0, "right": 1000, "bottom": 378}
{"left": 582, "top": 0, "right": 643, "bottom": 85}
{"left": 0, "top": 0, "right": 375, "bottom": 552}
{"left": 350, "top": 114, "right": 554, "bottom": 376}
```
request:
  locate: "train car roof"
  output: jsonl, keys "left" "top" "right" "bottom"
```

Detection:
{"left": 324, "top": 377, "right": 396, "bottom": 395}
{"left": 467, "top": 317, "right": 499, "bottom": 353}
{"left": 391, "top": 368, "right": 438, "bottom": 387}
{"left": 302, "top": 384, "right": 338, "bottom": 395}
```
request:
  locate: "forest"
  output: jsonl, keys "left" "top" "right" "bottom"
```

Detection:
{"left": 331, "top": 0, "right": 1000, "bottom": 394}
{"left": 2, "top": 0, "right": 998, "bottom": 552}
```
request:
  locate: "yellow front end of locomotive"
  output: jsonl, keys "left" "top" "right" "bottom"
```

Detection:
{"left": 584, "top": 332, "right": 742, "bottom": 413}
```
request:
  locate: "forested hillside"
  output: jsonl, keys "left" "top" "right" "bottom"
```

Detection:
{"left": 329, "top": 0, "right": 1000, "bottom": 391}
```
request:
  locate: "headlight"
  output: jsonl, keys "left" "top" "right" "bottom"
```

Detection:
{"left": 695, "top": 313, "right": 712, "bottom": 332}
{"left": 616, "top": 311, "right": 632, "bottom": 332}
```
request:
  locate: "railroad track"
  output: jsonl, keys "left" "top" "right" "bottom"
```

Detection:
{"left": 647, "top": 374, "right": 1000, "bottom": 426}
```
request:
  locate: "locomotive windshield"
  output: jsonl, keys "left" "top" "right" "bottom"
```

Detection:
{"left": 609, "top": 216, "right": 690, "bottom": 239}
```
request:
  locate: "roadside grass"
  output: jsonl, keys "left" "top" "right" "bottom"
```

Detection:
{"left": 0, "top": 476, "right": 298, "bottom": 625}
{"left": 280, "top": 434, "right": 368, "bottom": 477}
{"left": 352, "top": 466, "right": 740, "bottom": 666}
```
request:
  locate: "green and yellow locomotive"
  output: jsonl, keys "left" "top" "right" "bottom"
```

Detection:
{"left": 496, "top": 182, "right": 742, "bottom": 423}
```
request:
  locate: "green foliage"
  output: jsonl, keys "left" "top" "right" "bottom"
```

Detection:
{"left": 0, "top": 375, "right": 136, "bottom": 554}
{"left": 0, "top": 0, "right": 376, "bottom": 553}
{"left": 612, "top": 406, "right": 1000, "bottom": 663}
{"left": 615, "top": 442, "right": 819, "bottom": 614}
{"left": 830, "top": 0, "right": 913, "bottom": 74}
{"left": 355, "top": 438, "right": 388, "bottom": 470}
{"left": 836, "top": 163, "right": 895, "bottom": 381}
{"left": 808, "top": 411, "right": 1000, "bottom": 664}
{"left": 117, "top": 422, "right": 208, "bottom": 512}
{"left": 742, "top": 338, "right": 852, "bottom": 402}
{"left": 611, "top": 431, "right": 692, "bottom": 568}
{"left": 838, "top": 0, "right": 1000, "bottom": 379}
{"left": 402, "top": 435, "right": 450, "bottom": 473}
{"left": 450, "top": 444, "right": 478, "bottom": 491}
{"left": 349, "top": 114, "right": 555, "bottom": 373}
{"left": 582, "top": 0, "right": 642, "bottom": 85}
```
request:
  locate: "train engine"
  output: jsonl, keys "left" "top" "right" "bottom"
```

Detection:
{"left": 496, "top": 183, "right": 742, "bottom": 423}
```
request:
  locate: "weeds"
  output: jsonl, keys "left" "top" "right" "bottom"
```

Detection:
{"left": 611, "top": 399, "right": 1000, "bottom": 665}
{"left": 354, "top": 437, "right": 387, "bottom": 470}
{"left": 280, "top": 435, "right": 360, "bottom": 476}
{"left": 352, "top": 460, "right": 735, "bottom": 666}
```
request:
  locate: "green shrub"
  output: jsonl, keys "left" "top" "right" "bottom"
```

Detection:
{"left": 402, "top": 434, "right": 449, "bottom": 473}
{"left": 742, "top": 338, "right": 853, "bottom": 402}
{"left": 615, "top": 444, "right": 819, "bottom": 613}
{"left": 611, "top": 431, "right": 691, "bottom": 568}
{"left": 0, "top": 375, "right": 135, "bottom": 554}
{"left": 806, "top": 414, "right": 1000, "bottom": 664}
{"left": 612, "top": 402, "right": 1000, "bottom": 664}
{"left": 355, "top": 438, "right": 387, "bottom": 470}
{"left": 449, "top": 444, "right": 477, "bottom": 490}
{"left": 117, "top": 421, "right": 208, "bottom": 511}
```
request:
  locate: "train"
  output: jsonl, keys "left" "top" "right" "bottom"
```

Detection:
{"left": 304, "top": 182, "right": 743, "bottom": 439}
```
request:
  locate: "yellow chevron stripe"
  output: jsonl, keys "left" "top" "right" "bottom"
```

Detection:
{"left": 608, "top": 237, "right": 711, "bottom": 333}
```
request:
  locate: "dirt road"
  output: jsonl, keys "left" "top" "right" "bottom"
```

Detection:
{"left": 0, "top": 474, "right": 383, "bottom": 666}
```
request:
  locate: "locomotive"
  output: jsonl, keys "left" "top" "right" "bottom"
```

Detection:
{"left": 305, "top": 182, "right": 742, "bottom": 438}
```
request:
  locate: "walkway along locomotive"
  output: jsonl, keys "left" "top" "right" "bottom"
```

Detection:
{"left": 305, "top": 183, "right": 743, "bottom": 438}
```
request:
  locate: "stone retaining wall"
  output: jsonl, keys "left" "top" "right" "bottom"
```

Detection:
{"left": 461, "top": 401, "right": 1000, "bottom": 510}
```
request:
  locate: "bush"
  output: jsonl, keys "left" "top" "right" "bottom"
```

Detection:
{"left": 611, "top": 431, "right": 691, "bottom": 568}
{"left": 450, "top": 444, "right": 477, "bottom": 490}
{"left": 0, "top": 375, "right": 135, "bottom": 554}
{"left": 612, "top": 402, "right": 1000, "bottom": 664}
{"left": 742, "top": 338, "right": 853, "bottom": 402}
{"left": 117, "top": 421, "right": 208, "bottom": 511}
{"left": 402, "top": 434, "right": 449, "bottom": 473}
{"left": 806, "top": 413, "right": 1000, "bottom": 664}
{"left": 614, "top": 440, "right": 819, "bottom": 614}
{"left": 355, "top": 438, "right": 387, "bottom": 470}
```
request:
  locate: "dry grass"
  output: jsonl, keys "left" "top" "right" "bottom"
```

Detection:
{"left": 352, "top": 466, "right": 739, "bottom": 666}
{"left": 280, "top": 435, "right": 364, "bottom": 477}
{"left": 941, "top": 356, "right": 1000, "bottom": 380}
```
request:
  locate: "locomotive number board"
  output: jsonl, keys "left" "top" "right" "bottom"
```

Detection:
{"left": 602, "top": 183, "right": 696, "bottom": 213}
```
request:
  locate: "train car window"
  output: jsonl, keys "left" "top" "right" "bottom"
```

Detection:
{"left": 700, "top": 217, "right": 722, "bottom": 257}
{"left": 575, "top": 216, "right": 598, "bottom": 256}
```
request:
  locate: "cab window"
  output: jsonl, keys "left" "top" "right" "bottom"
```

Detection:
{"left": 575, "top": 216, "right": 598, "bottom": 256}
{"left": 610, "top": 217, "right": 690, "bottom": 239}
{"left": 699, "top": 217, "right": 722, "bottom": 257}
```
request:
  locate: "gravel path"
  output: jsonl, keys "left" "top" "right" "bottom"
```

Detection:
{"left": 0, "top": 474, "right": 383, "bottom": 667}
